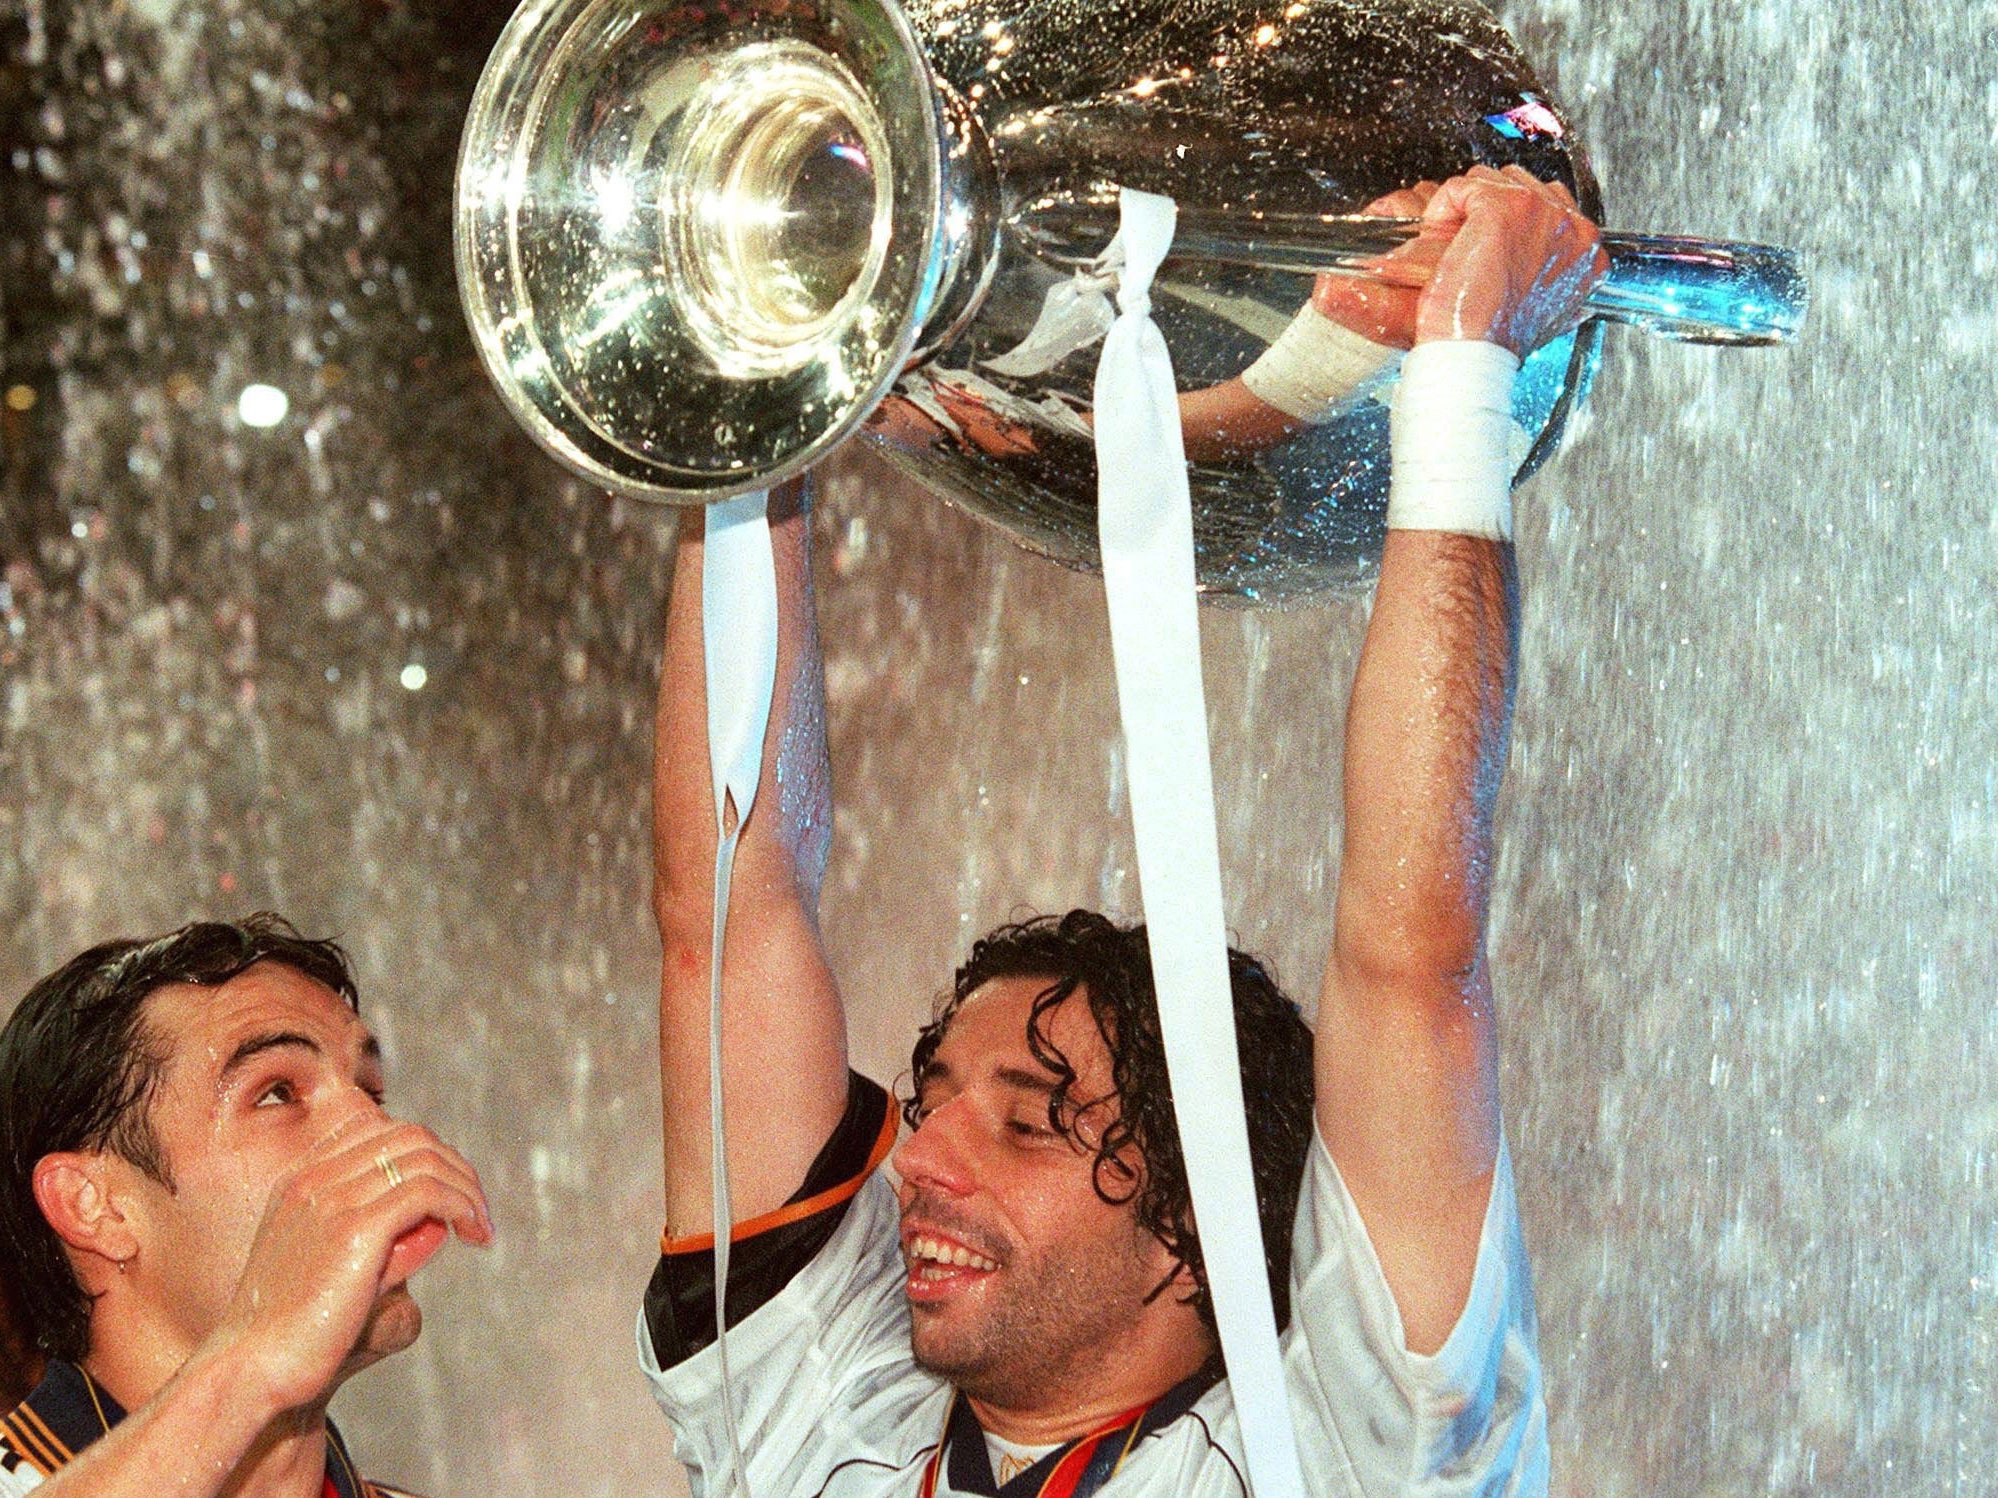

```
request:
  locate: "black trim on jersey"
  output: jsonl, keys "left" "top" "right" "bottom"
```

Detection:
{"left": 646, "top": 1071, "right": 893, "bottom": 1368}
{"left": 943, "top": 1366, "right": 1223, "bottom": 1498}
{"left": 1176, "top": 1407, "right": 1250, "bottom": 1498}
{"left": 809, "top": 1444, "right": 939, "bottom": 1498}
{"left": 0, "top": 1359, "right": 389, "bottom": 1496}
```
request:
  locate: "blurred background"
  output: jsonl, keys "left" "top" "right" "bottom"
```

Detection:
{"left": 0, "top": 0, "right": 1989, "bottom": 1493}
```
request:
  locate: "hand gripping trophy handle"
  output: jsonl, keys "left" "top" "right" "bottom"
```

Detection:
{"left": 1011, "top": 198, "right": 1807, "bottom": 347}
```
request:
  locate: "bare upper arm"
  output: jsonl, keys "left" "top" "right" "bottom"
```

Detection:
{"left": 654, "top": 488, "right": 852, "bottom": 1235}
{"left": 1314, "top": 953, "right": 1500, "bottom": 1354}
{"left": 1312, "top": 529, "right": 1514, "bottom": 1354}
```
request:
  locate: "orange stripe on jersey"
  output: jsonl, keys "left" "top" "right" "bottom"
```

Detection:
{"left": 662, "top": 1095, "right": 900, "bottom": 1255}
{"left": 15, "top": 1402, "right": 73, "bottom": 1465}
{"left": 0, "top": 1412, "right": 55, "bottom": 1477}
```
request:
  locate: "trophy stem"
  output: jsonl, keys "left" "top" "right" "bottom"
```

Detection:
{"left": 1010, "top": 197, "right": 1807, "bottom": 347}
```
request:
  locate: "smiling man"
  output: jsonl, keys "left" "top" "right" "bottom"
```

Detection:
{"left": 0, "top": 916, "right": 493, "bottom": 1498}
{"left": 645, "top": 169, "right": 1604, "bottom": 1497}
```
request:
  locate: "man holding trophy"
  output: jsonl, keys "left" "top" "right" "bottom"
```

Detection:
{"left": 643, "top": 166, "right": 1606, "bottom": 1497}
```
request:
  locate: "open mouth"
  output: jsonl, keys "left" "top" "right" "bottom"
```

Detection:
{"left": 903, "top": 1231, "right": 1000, "bottom": 1300}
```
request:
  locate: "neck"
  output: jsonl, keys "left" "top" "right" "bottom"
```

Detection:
{"left": 962, "top": 1344, "right": 1211, "bottom": 1447}
{"left": 966, "top": 1389, "right": 1154, "bottom": 1447}
{"left": 79, "top": 1317, "right": 200, "bottom": 1423}
{"left": 82, "top": 1322, "right": 335, "bottom": 1498}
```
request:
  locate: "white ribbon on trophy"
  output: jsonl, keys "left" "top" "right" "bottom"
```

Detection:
{"left": 981, "top": 261, "right": 1120, "bottom": 379}
{"left": 701, "top": 487, "right": 779, "bottom": 1498}
{"left": 1092, "top": 188, "right": 1309, "bottom": 1498}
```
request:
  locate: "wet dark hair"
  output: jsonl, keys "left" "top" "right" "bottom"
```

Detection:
{"left": 905, "top": 909, "right": 1316, "bottom": 1333}
{"left": 0, "top": 913, "right": 359, "bottom": 1362}
{"left": 0, "top": 1259, "right": 38, "bottom": 1409}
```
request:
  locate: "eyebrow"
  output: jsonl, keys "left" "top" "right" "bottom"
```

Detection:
{"left": 217, "top": 1030, "right": 383, "bottom": 1086}
{"left": 993, "top": 1065, "right": 1058, "bottom": 1098}
{"left": 916, "top": 1058, "right": 1058, "bottom": 1099}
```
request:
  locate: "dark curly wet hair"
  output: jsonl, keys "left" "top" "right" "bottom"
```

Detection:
{"left": 0, "top": 913, "right": 359, "bottom": 1362}
{"left": 905, "top": 909, "right": 1316, "bottom": 1332}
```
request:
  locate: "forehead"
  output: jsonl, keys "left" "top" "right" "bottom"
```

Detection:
{"left": 141, "top": 960, "right": 370, "bottom": 1072}
{"left": 931, "top": 973, "right": 1109, "bottom": 1079}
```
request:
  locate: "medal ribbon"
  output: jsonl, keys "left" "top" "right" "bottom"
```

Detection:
{"left": 918, "top": 1393, "right": 1158, "bottom": 1498}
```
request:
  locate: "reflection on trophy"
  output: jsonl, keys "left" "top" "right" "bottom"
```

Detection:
{"left": 455, "top": 0, "right": 1806, "bottom": 600}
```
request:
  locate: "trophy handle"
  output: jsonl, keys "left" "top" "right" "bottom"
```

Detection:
{"left": 1010, "top": 198, "right": 1808, "bottom": 348}
{"left": 1581, "top": 233, "right": 1807, "bottom": 346}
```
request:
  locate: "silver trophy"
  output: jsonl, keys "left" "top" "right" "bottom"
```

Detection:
{"left": 455, "top": 0, "right": 1805, "bottom": 601}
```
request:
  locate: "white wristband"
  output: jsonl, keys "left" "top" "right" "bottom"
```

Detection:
{"left": 1386, "top": 340, "right": 1522, "bottom": 541}
{"left": 1239, "top": 302, "right": 1398, "bottom": 424}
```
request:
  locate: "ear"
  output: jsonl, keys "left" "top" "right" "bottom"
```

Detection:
{"left": 32, "top": 1153, "right": 143, "bottom": 1271}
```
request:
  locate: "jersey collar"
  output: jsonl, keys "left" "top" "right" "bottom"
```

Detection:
{"left": 937, "top": 1365, "right": 1221, "bottom": 1498}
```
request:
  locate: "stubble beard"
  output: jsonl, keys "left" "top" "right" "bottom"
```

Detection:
{"left": 909, "top": 1228, "right": 1158, "bottom": 1408}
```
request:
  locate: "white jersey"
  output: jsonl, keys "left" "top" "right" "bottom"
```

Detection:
{"left": 639, "top": 1126, "right": 1548, "bottom": 1498}
{"left": 0, "top": 1444, "right": 37, "bottom": 1495}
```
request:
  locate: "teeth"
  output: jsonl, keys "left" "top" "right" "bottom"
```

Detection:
{"left": 909, "top": 1235, "right": 998, "bottom": 1272}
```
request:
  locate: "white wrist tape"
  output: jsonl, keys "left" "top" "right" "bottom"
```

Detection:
{"left": 1239, "top": 302, "right": 1397, "bottom": 424}
{"left": 1386, "top": 340, "right": 1523, "bottom": 541}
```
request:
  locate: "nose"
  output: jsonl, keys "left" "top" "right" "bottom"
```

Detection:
{"left": 325, "top": 1079, "right": 392, "bottom": 1133}
{"left": 892, "top": 1096, "right": 977, "bottom": 1198}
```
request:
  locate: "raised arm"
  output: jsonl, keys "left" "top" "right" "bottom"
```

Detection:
{"left": 1316, "top": 167, "right": 1605, "bottom": 1354}
{"left": 653, "top": 480, "right": 850, "bottom": 1236}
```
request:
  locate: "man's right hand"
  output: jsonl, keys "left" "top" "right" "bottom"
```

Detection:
{"left": 217, "top": 1112, "right": 492, "bottom": 1417}
{"left": 1309, "top": 181, "right": 1440, "bottom": 350}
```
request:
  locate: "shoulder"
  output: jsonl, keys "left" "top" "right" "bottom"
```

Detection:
{"left": 646, "top": 1074, "right": 902, "bottom": 1371}
{"left": 1111, "top": 1398, "right": 1251, "bottom": 1498}
{"left": 1277, "top": 1130, "right": 1547, "bottom": 1494}
{"left": 641, "top": 1176, "right": 945, "bottom": 1495}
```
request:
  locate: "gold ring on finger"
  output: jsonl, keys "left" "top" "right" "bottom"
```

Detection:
{"left": 377, "top": 1151, "right": 403, "bottom": 1189}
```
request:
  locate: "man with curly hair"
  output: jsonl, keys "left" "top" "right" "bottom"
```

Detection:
{"left": 644, "top": 169, "right": 1604, "bottom": 1497}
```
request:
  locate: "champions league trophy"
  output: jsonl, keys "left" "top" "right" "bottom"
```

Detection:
{"left": 454, "top": 0, "right": 1804, "bottom": 601}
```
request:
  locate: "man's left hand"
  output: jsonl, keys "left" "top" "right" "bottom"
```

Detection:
{"left": 1412, "top": 165, "right": 1609, "bottom": 354}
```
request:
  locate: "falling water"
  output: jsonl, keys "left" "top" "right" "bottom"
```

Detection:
{"left": 0, "top": 0, "right": 1990, "bottom": 1494}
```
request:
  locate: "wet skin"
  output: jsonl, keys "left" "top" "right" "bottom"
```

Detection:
{"left": 84, "top": 961, "right": 491, "bottom": 1408}
{"left": 893, "top": 975, "right": 1214, "bottom": 1443}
